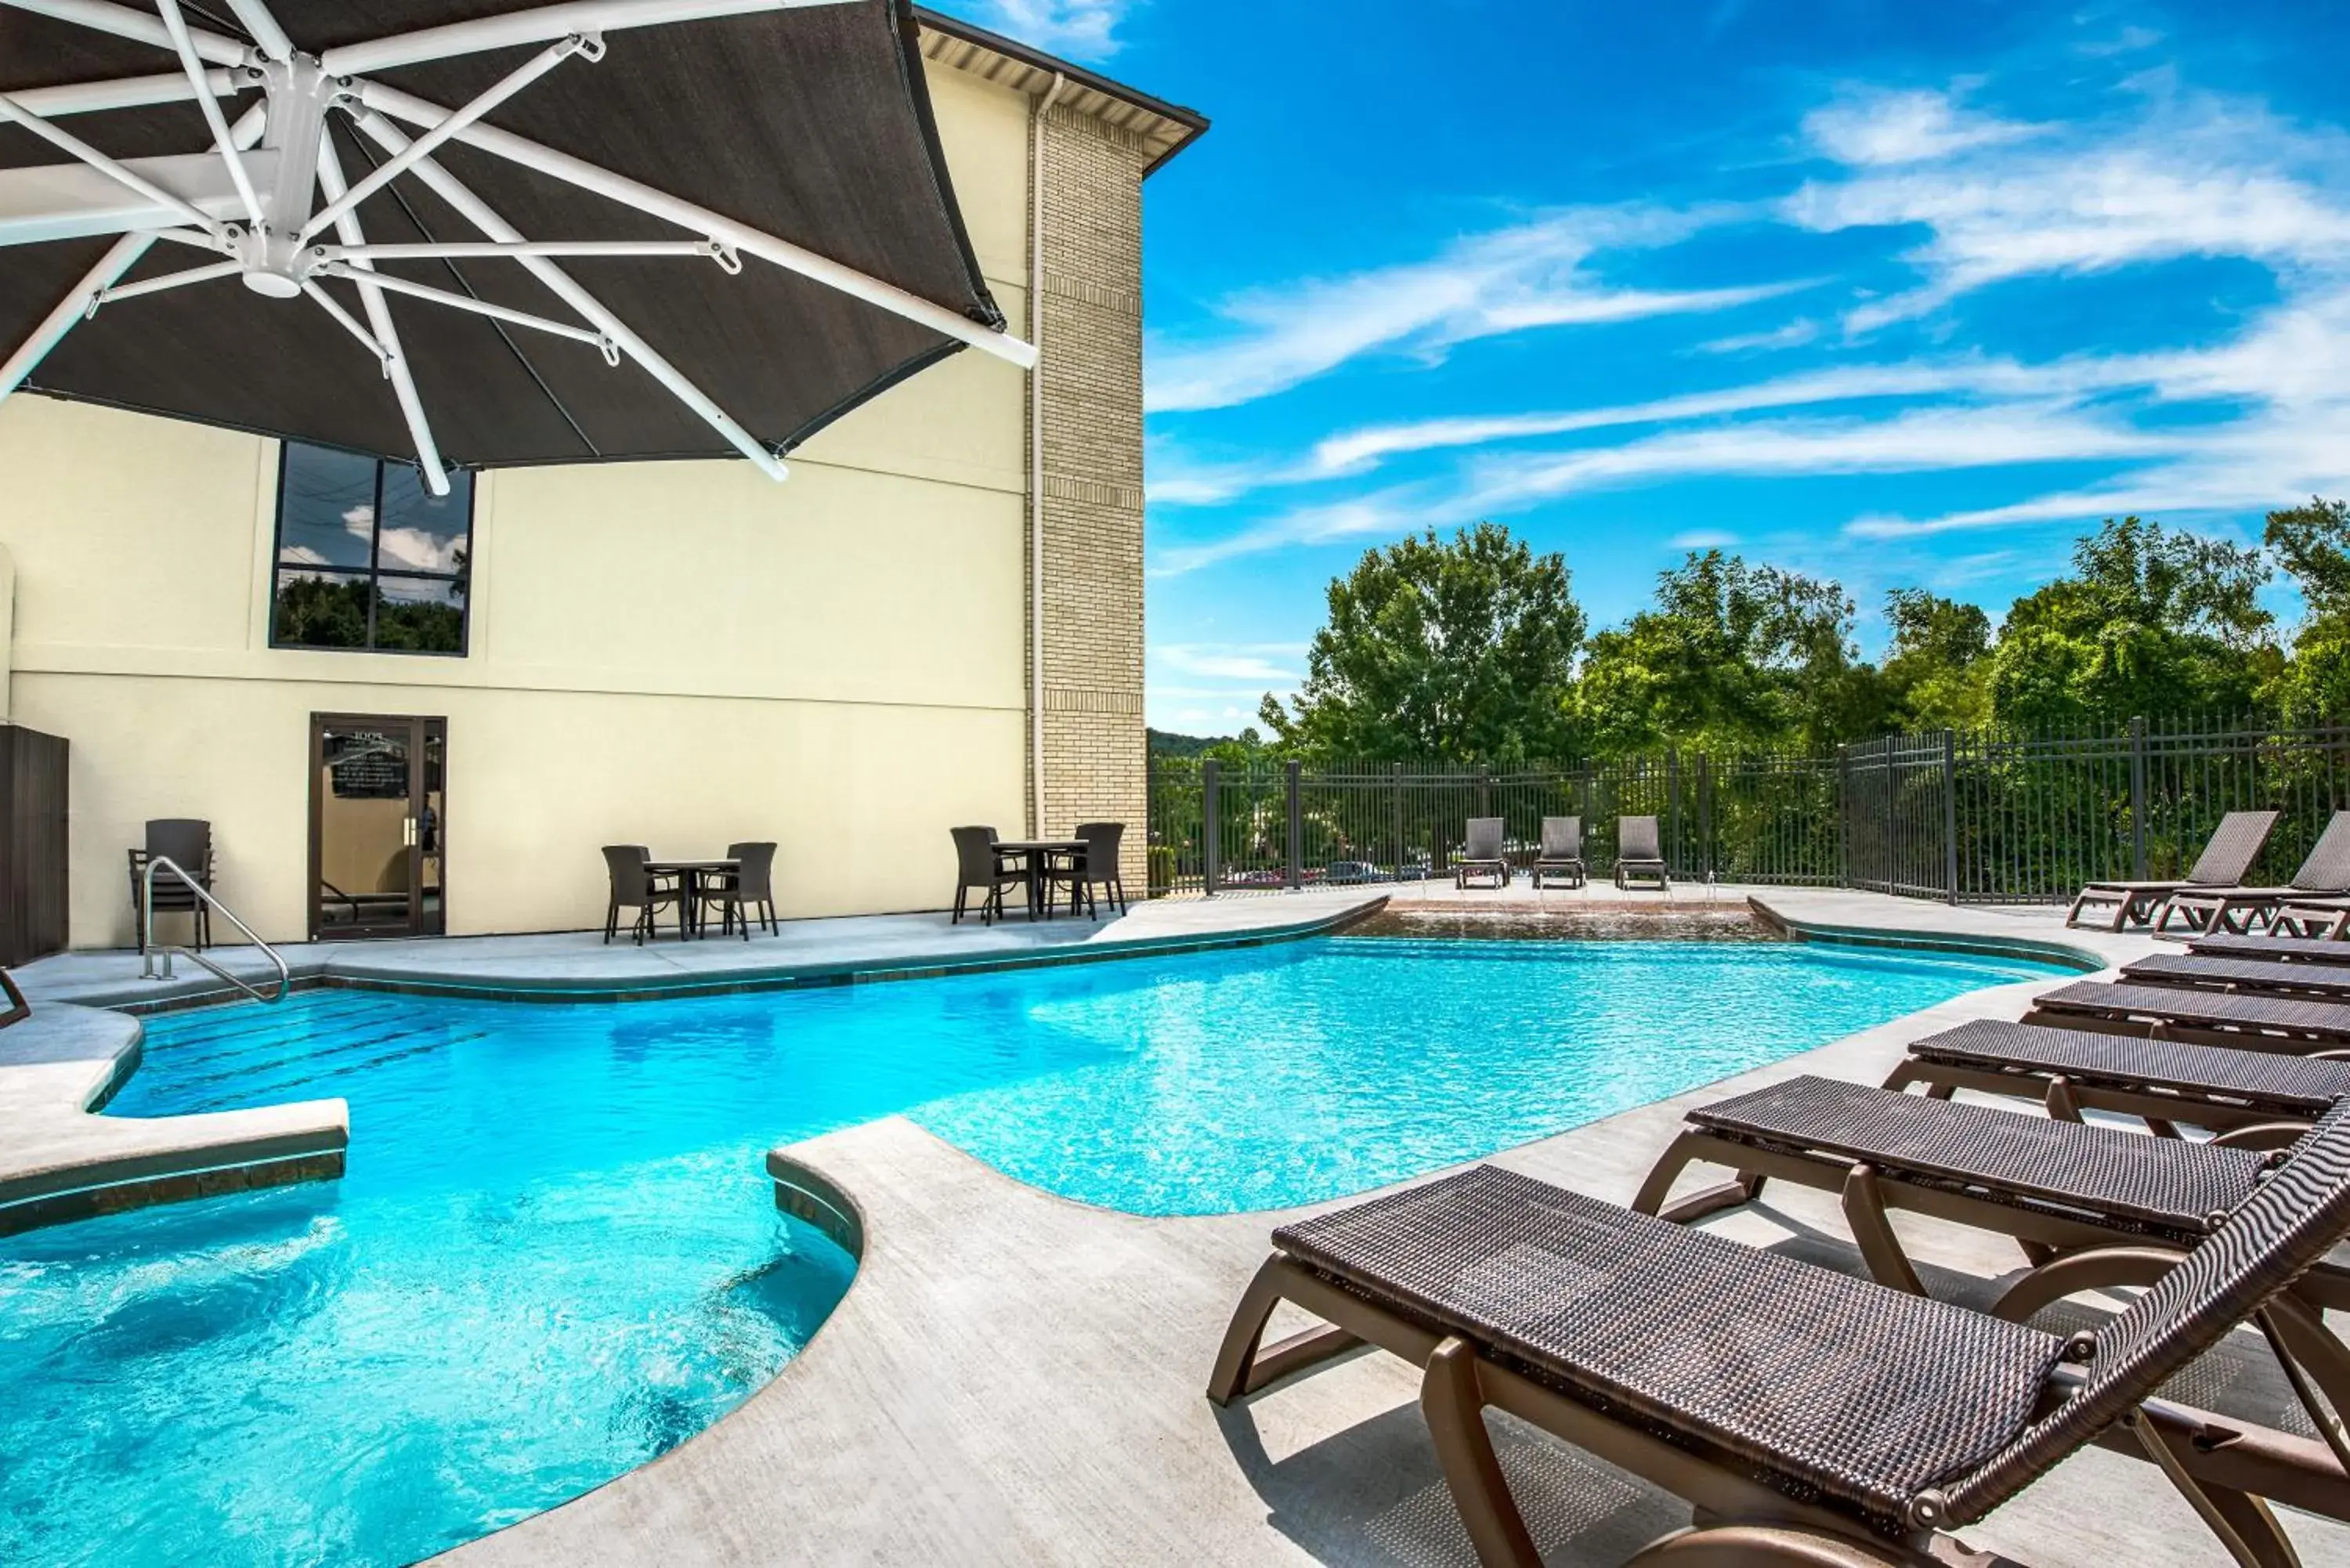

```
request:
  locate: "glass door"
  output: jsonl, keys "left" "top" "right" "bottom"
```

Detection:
{"left": 309, "top": 714, "right": 447, "bottom": 939}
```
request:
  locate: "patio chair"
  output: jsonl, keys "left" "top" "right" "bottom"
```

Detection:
{"left": 2153, "top": 809, "right": 2350, "bottom": 934}
{"left": 2063, "top": 809, "right": 2279, "bottom": 931}
{"left": 950, "top": 826, "right": 1027, "bottom": 926}
{"left": 1882, "top": 1017, "right": 2350, "bottom": 1135}
{"left": 601, "top": 845, "right": 682, "bottom": 945}
{"left": 1630, "top": 1073, "right": 2350, "bottom": 1313}
{"left": 1530, "top": 816, "right": 1585, "bottom": 890}
{"left": 695, "top": 842, "right": 779, "bottom": 941}
{"left": 2021, "top": 978, "right": 2350, "bottom": 1054}
{"left": 1043, "top": 822, "right": 1126, "bottom": 919}
{"left": 128, "top": 818, "right": 213, "bottom": 954}
{"left": 1612, "top": 814, "right": 1668, "bottom": 890}
{"left": 1209, "top": 1107, "right": 2350, "bottom": 1568}
{"left": 2122, "top": 949, "right": 2350, "bottom": 1002}
{"left": 1453, "top": 818, "right": 1507, "bottom": 889}
{"left": 2189, "top": 929, "right": 2350, "bottom": 965}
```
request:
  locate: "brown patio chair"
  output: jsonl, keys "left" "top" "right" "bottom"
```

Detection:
{"left": 1210, "top": 1106, "right": 2350, "bottom": 1568}
{"left": 601, "top": 844, "right": 682, "bottom": 945}
{"left": 695, "top": 841, "right": 778, "bottom": 941}
{"left": 1452, "top": 818, "right": 1507, "bottom": 889}
{"left": 0, "top": 967, "right": 27, "bottom": 1029}
{"left": 951, "top": 826, "right": 1027, "bottom": 926}
{"left": 128, "top": 818, "right": 214, "bottom": 954}
{"left": 2189, "top": 930, "right": 2350, "bottom": 964}
{"left": 1043, "top": 822, "right": 1127, "bottom": 918}
{"left": 1612, "top": 813, "right": 1668, "bottom": 890}
{"left": 1530, "top": 815, "right": 1585, "bottom": 889}
{"left": 2021, "top": 978, "right": 2350, "bottom": 1054}
{"left": 2154, "top": 809, "right": 2350, "bottom": 934}
{"left": 2122, "top": 949, "right": 2350, "bottom": 1002}
{"left": 2063, "top": 808, "right": 2278, "bottom": 930}
{"left": 1630, "top": 1073, "right": 2350, "bottom": 1313}
{"left": 1882, "top": 1017, "right": 2350, "bottom": 1134}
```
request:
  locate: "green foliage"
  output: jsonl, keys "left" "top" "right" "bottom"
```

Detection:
{"left": 1882, "top": 589, "right": 1992, "bottom": 730}
{"left": 1257, "top": 522, "right": 1584, "bottom": 761}
{"left": 2265, "top": 498, "right": 2350, "bottom": 616}
{"left": 272, "top": 575, "right": 464, "bottom": 654}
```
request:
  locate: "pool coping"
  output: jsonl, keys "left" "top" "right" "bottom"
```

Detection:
{"left": 0, "top": 892, "right": 1389, "bottom": 1236}
{"left": 1744, "top": 896, "right": 2111, "bottom": 972}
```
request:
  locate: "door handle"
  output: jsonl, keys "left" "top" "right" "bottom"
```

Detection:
{"left": 403, "top": 816, "right": 418, "bottom": 847}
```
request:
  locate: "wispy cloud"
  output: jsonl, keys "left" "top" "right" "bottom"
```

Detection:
{"left": 1144, "top": 208, "right": 1809, "bottom": 413}
{"left": 1155, "top": 642, "right": 1307, "bottom": 683}
{"left": 1697, "top": 318, "right": 1822, "bottom": 355}
{"left": 967, "top": 0, "right": 1132, "bottom": 57}
{"left": 1802, "top": 86, "right": 2045, "bottom": 167}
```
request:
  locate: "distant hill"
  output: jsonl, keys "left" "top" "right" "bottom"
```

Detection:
{"left": 1148, "top": 728, "right": 1228, "bottom": 757}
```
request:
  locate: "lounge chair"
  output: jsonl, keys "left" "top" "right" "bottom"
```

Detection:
{"left": 2063, "top": 809, "right": 2278, "bottom": 931}
{"left": 1882, "top": 1017, "right": 2350, "bottom": 1134}
{"left": 2023, "top": 979, "right": 2350, "bottom": 1054}
{"left": 1453, "top": 818, "right": 1507, "bottom": 889}
{"left": 2269, "top": 895, "right": 2350, "bottom": 941}
{"left": 2154, "top": 809, "right": 2350, "bottom": 934}
{"left": 1211, "top": 1109, "right": 2350, "bottom": 1568}
{"left": 1530, "top": 815, "right": 1585, "bottom": 889}
{"left": 1612, "top": 814, "right": 1668, "bottom": 890}
{"left": 1632, "top": 1073, "right": 2350, "bottom": 1311}
{"left": 2189, "top": 930, "right": 2350, "bottom": 965}
{"left": 2124, "top": 950, "right": 2350, "bottom": 1001}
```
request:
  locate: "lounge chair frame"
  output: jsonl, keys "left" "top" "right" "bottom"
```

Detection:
{"left": 2063, "top": 810, "right": 2278, "bottom": 931}
{"left": 2023, "top": 981, "right": 2350, "bottom": 1054}
{"left": 2154, "top": 811, "right": 2350, "bottom": 936}
{"left": 1454, "top": 818, "right": 1509, "bottom": 890}
{"left": 1614, "top": 814, "right": 1670, "bottom": 891}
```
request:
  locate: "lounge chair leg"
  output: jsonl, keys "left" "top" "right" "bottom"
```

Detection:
{"left": 1622, "top": 1523, "right": 1913, "bottom": 1566}
{"left": 2124, "top": 1408, "right": 2305, "bottom": 1568}
{"left": 1206, "top": 1255, "right": 1362, "bottom": 1404}
{"left": 1840, "top": 1165, "right": 1927, "bottom": 1297}
{"left": 2043, "top": 1075, "right": 2084, "bottom": 1122}
{"left": 1421, "top": 1337, "right": 1542, "bottom": 1568}
{"left": 1632, "top": 1133, "right": 1764, "bottom": 1221}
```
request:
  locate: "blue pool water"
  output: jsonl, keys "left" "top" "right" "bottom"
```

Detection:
{"left": 0, "top": 937, "right": 2066, "bottom": 1566}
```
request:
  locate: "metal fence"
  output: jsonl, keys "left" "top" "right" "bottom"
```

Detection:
{"left": 1145, "top": 715, "right": 2350, "bottom": 905}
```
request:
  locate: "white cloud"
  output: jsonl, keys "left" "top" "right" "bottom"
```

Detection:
{"left": 1155, "top": 642, "right": 1306, "bottom": 684}
{"left": 1667, "top": 529, "right": 1739, "bottom": 550}
{"left": 968, "top": 0, "right": 1130, "bottom": 56}
{"left": 1803, "top": 87, "right": 2044, "bottom": 167}
{"left": 1697, "top": 319, "right": 1821, "bottom": 355}
{"left": 1144, "top": 208, "right": 1806, "bottom": 413}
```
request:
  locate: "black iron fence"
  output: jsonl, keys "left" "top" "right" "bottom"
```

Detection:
{"left": 1145, "top": 715, "right": 2350, "bottom": 905}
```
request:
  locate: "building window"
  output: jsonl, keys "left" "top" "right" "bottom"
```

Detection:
{"left": 270, "top": 443, "right": 473, "bottom": 655}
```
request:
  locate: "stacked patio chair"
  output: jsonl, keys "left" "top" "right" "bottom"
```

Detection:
{"left": 2120, "top": 949, "right": 2350, "bottom": 1001}
{"left": 2153, "top": 809, "right": 2350, "bottom": 935}
{"left": 1043, "top": 822, "right": 1128, "bottom": 919}
{"left": 1209, "top": 1100, "right": 2350, "bottom": 1568}
{"left": 1452, "top": 818, "right": 1508, "bottom": 889}
{"left": 2063, "top": 808, "right": 2277, "bottom": 930}
{"left": 128, "top": 818, "right": 214, "bottom": 954}
{"left": 2189, "top": 929, "right": 2350, "bottom": 965}
{"left": 1611, "top": 814, "right": 1668, "bottom": 890}
{"left": 1530, "top": 815, "right": 1585, "bottom": 889}
{"left": 601, "top": 845, "right": 682, "bottom": 945}
{"left": 2020, "top": 977, "right": 2350, "bottom": 1054}
{"left": 949, "top": 826, "right": 1027, "bottom": 927}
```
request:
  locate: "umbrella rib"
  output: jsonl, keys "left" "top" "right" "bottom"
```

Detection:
{"left": 92, "top": 257, "right": 240, "bottom": 305}
{"left": 318, "top": 266, "right": 613, "bottom": 350}
{"left": 0, "top": 0, "right": 245, "bottom": 64}
{"left": 219, "top": 0, "right": 288, "bottom": 60}
{"left": 355, "top": 79, "right": 1037, "bottom": 369}
{"left": 316, "top": 125, "right": 449, "bottom": 495}
{"left": 8, "top": 67, "right": 240, "bottom": 119}
{"left": 0, "top": 229, "right": 154, "bottom": 399}
{"left": 156, "top": 0, "right": 263, "bottom": 226}
{"left": 356, "top": 108, "right": 789, "bottom": 479}
{"left": 302, "top": 278, "right": 389, "bottom": 362}
{"left": 320, "top": 0, "right": 855, "bottom": 77}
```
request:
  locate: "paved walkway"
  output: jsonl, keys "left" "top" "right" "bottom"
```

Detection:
{"left": 425, "top": 894, "right": 2335, "bottom": 1568}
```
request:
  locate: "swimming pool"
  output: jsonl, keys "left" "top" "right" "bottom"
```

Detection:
{"left": 0, "top": 936, "right": 2066, "bottom": 1566}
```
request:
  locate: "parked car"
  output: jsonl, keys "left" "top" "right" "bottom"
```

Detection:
{"left": 1324, "top": 861, "right": 1390, "bottom": 885}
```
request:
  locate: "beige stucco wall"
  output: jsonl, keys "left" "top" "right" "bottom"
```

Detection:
{"left": 0, "top": 58, "right": 1044, "bottom": 948}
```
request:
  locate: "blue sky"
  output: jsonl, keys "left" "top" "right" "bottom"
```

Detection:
{"left": 946, "top": 0, "right": 2350, "bottom": 735}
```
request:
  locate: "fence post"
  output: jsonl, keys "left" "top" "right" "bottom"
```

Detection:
{"left": 1697, "top": 753, "right": 1713, "bottom": 880}
{"left": 1835, "top": 744, "right": 1851, "bottom": 889}
{"left": 1667, "top": 750, "right": 1682, "bottom": 876}
{"left": 1941, "top": 728, "right": 1958, "bottom": 905}
{"left": 1285, "top": 759, "right": 1303, "bottom": 891}
{"left": 1392, "top": 761, "right": 1405, "bottom": 880}
{"left": 1202, "top": 758, "right": 1220, "bottom": 897}
{"left": 2128, "top": 715, "right": 2148, "bottom": 881}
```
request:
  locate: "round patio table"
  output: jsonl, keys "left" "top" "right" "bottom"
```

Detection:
{"left": 989, "top": 840, "right": 1086, "bottom": 919}
{"left": 644, "top": 858, "right": 740, "bottom": 938}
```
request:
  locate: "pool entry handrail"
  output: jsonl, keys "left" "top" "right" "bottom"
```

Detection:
{"left": 140, "top": 855, "right": 290, "bottom": 1003}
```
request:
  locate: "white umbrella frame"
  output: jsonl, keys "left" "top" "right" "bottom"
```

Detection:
{"left": 0, "top": 0, "right": 1040, "bottom": 491}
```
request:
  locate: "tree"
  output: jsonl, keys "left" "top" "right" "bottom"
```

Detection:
{"left": 1988, "top": 516, "right": 2278, "bottom": 726}
{"left": 2261, "top": 497, "right": 2350, "bottom": 720}
{"left": 1575, "top": 551, "right": 1873, "bottom": 753}
{"left": 1881, "top": 588, "right": 1992, "bottom": 730}
{"left": 1257, "top": 522, "right": 1584, "bottom": 761}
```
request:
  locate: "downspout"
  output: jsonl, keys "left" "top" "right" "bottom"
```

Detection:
{"left": 1029, "top": 70, "right": 1064, "bottom": 836}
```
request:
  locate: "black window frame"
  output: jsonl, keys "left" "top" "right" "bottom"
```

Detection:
{"left": 267, "top": 443, "right": 475, "bottom": 657}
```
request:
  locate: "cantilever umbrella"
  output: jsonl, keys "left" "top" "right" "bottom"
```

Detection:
{"left": 0, "top": 0, "right": 1032, "bottom": 493}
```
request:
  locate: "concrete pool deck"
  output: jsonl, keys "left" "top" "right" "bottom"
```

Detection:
{"left": 414, "top": 891, "right": 2344, "bottom": 1568}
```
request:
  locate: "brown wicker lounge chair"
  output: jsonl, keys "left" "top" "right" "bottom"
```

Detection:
{"left": 2063, "top": 809, "right": 2277, "bottom": 931}
{"left": 1632, "top": 1073, "right": 2350, "bottom": 1312}
{"left": 2189, "top": 930, "right": 2350, "bottom": 965}
{"left": 1613, "top": 813, "right": 1668, "bottom": 890}
{"left": 1530, "top": 815, "right": 1585, "bottom": 889}
{"left": 2124, "top": 950, "right": 2350, "bottom": 1001}
{"left": 2154, "top": 810, "right": 2350, "bottom": 934}
{"left": 1212, "top": 1110, "right": 2350, "bottom": 1568}
{"left": 1882, "top": 1017, "right": 2350, "bottom": 1134}
{"left": 2270, "top": 895, "right": 2350, "bottom": 940}
{"left": 2023, "top": 978, "right": 2350, "bottom": 1053}
{"left": 1453, "top": 818, "right": 1508, "bottom": 889}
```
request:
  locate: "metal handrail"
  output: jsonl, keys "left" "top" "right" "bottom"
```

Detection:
{"left": 140, "top": 854, "right": 289, "bottom": 1003}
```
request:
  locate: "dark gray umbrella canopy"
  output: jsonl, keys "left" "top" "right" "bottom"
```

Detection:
{"left": 0, "top": 0, "right": 1009, "bottom": 468}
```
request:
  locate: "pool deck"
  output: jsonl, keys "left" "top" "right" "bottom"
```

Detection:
{"left": 416, "top": 891, "right": 2346, "bottom": 1568}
